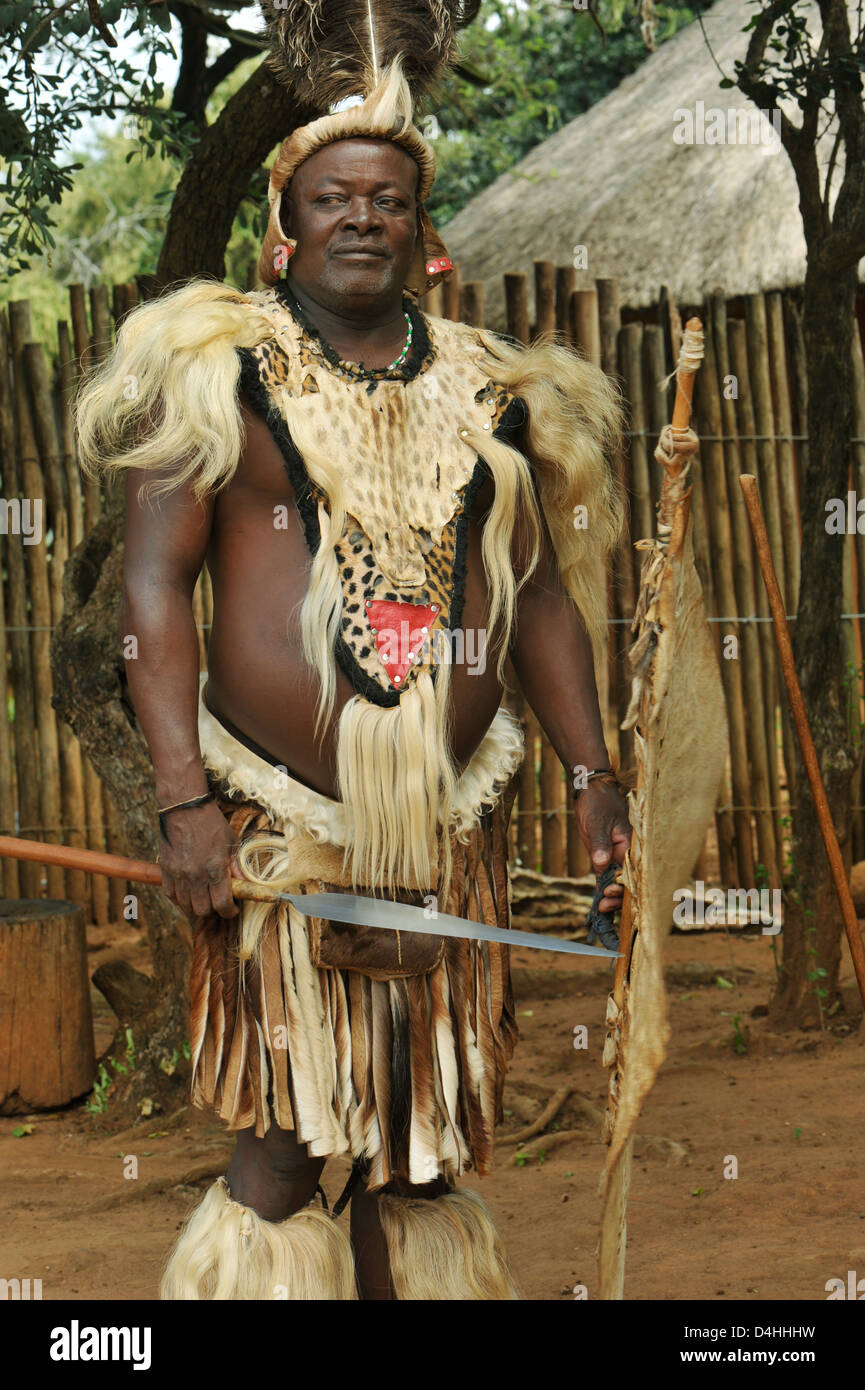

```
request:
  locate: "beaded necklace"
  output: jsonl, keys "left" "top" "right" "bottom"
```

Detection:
{"left": 386, "top": 311, "right": 413, "bottom": 370}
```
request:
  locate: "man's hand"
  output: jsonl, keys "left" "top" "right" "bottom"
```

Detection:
{"left": 158, "top": 801, "right": 240, "bottom": 921}
{"left": 574, "top": 781, "right": 632, "bottom": 914}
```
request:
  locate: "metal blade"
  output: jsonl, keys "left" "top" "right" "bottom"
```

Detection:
{"left": 280, "top": 891, "right": 620, "bottom": 959}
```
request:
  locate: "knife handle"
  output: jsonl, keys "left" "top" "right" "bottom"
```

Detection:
{"left": 231, "top": 877, "right": 288, "bottom": 904}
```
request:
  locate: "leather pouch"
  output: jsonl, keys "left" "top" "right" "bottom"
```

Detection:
{"left": 308, "top": 884, "right": 445, "bottom": 981}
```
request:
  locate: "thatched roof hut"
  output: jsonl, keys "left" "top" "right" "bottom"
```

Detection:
{"left": 441, "top": 0, "right": 850, "bottom": 328}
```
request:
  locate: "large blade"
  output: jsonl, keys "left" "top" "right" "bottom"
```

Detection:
{"left": 282, "top": 891, "right": 620, "bottom": 959}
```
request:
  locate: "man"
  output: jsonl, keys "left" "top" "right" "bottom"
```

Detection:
{"left": 76, "top": 60, "right": 631, "bottom": 1300}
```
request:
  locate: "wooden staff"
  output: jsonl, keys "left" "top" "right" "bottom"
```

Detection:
{"left": 739, "top": 474, "right": 865, "bottom": 1008}
{"left": 0, "top": 834, "right": 274, "bottom": 903}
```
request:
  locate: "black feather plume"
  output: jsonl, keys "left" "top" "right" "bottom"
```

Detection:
{"left": 261, "top": 0, "right": 481, "bottom": 112}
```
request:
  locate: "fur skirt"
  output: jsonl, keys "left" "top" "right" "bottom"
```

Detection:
{"left": 188, "top": 686, "right": 522, "bottom": 1190}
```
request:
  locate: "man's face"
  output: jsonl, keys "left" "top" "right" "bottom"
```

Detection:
{"left": 281, "top": 138, "right": 419, "bottom": 312}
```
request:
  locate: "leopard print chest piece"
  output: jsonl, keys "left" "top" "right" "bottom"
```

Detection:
{"left": 240, "top": 287, "right": 522, "bottom": 707}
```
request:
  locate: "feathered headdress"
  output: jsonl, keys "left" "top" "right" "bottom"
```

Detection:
{"left": 257, "top": 1, "right": 479, "bottom": 294}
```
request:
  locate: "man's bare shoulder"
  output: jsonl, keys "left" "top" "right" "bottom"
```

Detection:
{"left": 214, "top": 389, "right": 295, "bottom": 505}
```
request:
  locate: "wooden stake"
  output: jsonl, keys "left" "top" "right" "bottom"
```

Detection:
{"left": 442, "top": 264, "right": 461, "bottom": 322}
{"left": 695, "top": 300, "right": 755, "bottom": 886}
{"left": 461, "top": 281, "right": 485, "bottom": 329}
{"left": 9, "top": 302, "right": 64, "bottom": 898}
{"left": 728, "top": 317, "right": 784, "bottom": 881}
{"left": 710, "top": 294, "right": 778, "bottom": 888}
{"left": 23, "top": 341, "right": 88, "bottom": 906}
{"left": 503, "top": 274, "right": 540, "bottom": 870}
{"left": 739, "top": 474, "right": 865, "bottom": 1009}
{"left": 745, "top": 293, "right": 797, "bottom": 810}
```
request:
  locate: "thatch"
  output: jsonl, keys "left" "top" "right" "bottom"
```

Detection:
{"left": 441, "top": 0, "right": 857, "bottom": 327}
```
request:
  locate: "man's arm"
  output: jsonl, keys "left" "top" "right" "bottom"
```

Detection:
{"left": 123, "top": 466, "right": 238, "bottom": 920}
{"left": 508, "top": 464, "right": 631, "bottom": 912}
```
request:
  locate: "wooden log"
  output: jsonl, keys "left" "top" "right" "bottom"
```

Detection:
{"left": 657, "top": 285, "right": 680, "bottom": 370}
{"left": 555, "top": 266, "right": 577, "bottom": 339}
{"left": 533, "top": 261, "right": 556, "bottom": 337}
{"left": 68, "top": 286, "right": 102, "bottom": 532}
{"left": 89, "top": 284, "right": 117, "bottom": 511}
{"left": 57, "top": 322, "right": 85, "bottom": 550}
{"left": 23, "top": 342, "right": 88, "bottom": 906}
{"left": 596, "top": 278, "right": 622, "bottom": 379}
{"left": 423, "top": 283, "right": 443, "bottom": 318}
{"left": 729, "top": 318, "right": 785, "bottom": 883}
{"left": 443, "top": 264, "right": 461, "bottom": 322}
{"left": 618, "top": 323, "right": 653, "bottom": 573}
{"left": 504, "top": 273, "right": 530, "bottom": 345}
{"left": 461, "top": 280, "right": 485, "bottom": 328}
{"left": 744, "top": 292, "right": 797, "bottom": 814}
{"left": 88, "top": 284, "right": 112, "bottom": 366}
{"left": 644, "top": 324, "right": 668, "bottom": 517}
{"left": 695, "top": 301, "right": 755, "bottom": 885}
{"left": 597, "top": 278, "right": 634, "bottom": 774}
{"left": 744, "top": 294, "right": 787, "bottom": 600}
{"left": 0, "top": 898, "right": 95, "bottom": 1112}
{"left": 766, "top": 291, "right": 800, "bottom": 614}
{"left": 0, "top": 312, "right": 42, "bottom": 898}
{"left": 8, "top": 304, "right": 64, "bottom": 899}
{"left": 112, "top": 282, "right": 125, "bottom": 329}
{"left": 504, "top": 275, "right": 540, "bottom": 869}
{"left": 710, "top": 293, "right": 778, "bottom": 887}
{"left": 68, "top": 285, "right": 90, "bottom": 373}
{"left": 0, "top": 318, "right": 23, "bottom": 896}
{"left": 532, "top": 262, "right": 565, "bottom": 875}
{"left": 0, "top": 523, "right": 19, "bottom": 897}
{"left": 850, "top": 327, "right": 865, "bottom": 862}
{"left": 570, "top": 289, "right": 600, "bottom": 364}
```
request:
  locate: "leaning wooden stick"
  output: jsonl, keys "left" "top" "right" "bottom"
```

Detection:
{"left": 739, "top": 473, "right": 865, "bottom": 1008}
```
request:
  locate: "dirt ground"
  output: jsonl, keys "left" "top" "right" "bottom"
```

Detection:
{"left": 3, "top": 921, "right": 864, "bottom": 1302}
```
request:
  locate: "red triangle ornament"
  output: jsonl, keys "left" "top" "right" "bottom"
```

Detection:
{"left": 365, "top": 598, "right": 439, "bottom": 689}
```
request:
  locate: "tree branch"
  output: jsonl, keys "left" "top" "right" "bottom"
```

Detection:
{"left": 817, "top": 0, "right": 865, "bottom": 270}
{"left": 156, "top": 57, "right": 312, "bottom": 284}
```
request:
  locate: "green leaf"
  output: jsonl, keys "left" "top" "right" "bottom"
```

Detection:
{"left": 714, "top": 976, "right": 734, "bottom": 989}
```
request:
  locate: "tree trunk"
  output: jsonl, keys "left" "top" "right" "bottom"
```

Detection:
{"left": 768, "top": 260, "right": 861, "bottom": 1028}
{"left": 50, "top": 492, "right": 192, "bottom": 1115}
{"left": 156, "top": 58, "right": 310, "bottom": 285}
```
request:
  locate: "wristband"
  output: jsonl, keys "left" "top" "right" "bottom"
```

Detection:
{"left": 158, "top": 791, "right": 215, "bottom": 846}
{"left": 572, "top": 768, "right": 626, "bottom": 801}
